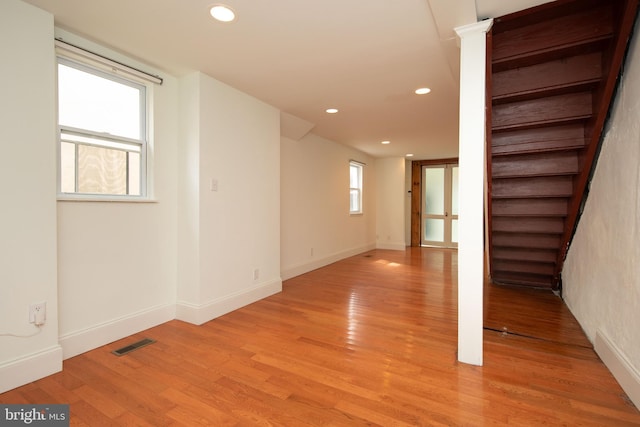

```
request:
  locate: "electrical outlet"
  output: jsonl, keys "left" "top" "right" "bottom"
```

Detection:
{"left": 29, "top": 302, "right": 46, "bottom": 326}
{"left": 253, "top": 269, "right": 259, "bottom": 280}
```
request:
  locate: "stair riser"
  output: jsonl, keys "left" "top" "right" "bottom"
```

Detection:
{"left": 493, "top": 260, "right": 555, "bottom": 276}
{"left": 492, "top": 199, "right": 568, "bottom": 216}
{"left": 492, "top": 92, "right": 593, "bottom": 131}
{"left": 492, "top": 233, "right": 561, "bottom": 249}
{"left": 492, "top": 176, "right": 573, "bottom": 198}
{"left": 493, "top": 218, "right": 564, "bottom": 234}
{"left": 493, "top": 52, "right": 602, "bottom": 102}
{"left": 492, "top": 248, "right": 558, "bottom": 263}
{"left": 493, "top": 151, "right": 579, "bottom": 178}
{"left": 493, "top": 4, "right": 613, "bottom": 66}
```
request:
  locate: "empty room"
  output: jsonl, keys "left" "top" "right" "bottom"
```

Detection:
{"left": 1, "top": 0, "right": 640, "bottom": 425}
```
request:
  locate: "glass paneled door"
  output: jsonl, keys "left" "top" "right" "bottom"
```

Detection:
{"left": 422, "top": 164, "right": 458, "bottom": 248}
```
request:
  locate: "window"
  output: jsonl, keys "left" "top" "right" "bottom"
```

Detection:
{"left": 57, "top": 58, "right": 147, "bottom": 197}
{"left": 349, "top": 161, "right": 363, "bottom": 214}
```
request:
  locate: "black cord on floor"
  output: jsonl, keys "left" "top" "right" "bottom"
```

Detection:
{"left": 483, "top": 326, "right": 593, "bottom": 349}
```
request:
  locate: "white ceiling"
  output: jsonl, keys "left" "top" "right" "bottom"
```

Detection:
{"left": 24, "top": 0, "right": 553, "bottom": 160}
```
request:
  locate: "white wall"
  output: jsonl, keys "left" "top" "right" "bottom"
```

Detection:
{"left": 0, "top": 0, "right": 62, "bottom": 393}
{"left": 176, "top": 72, "right": 282, "bottom": 324}
{"left": 376, "top": 158, "right": 407, "bottom": 250}
{"left": 56, "top": 30, "right": 179, "bottom": 358}
{"left": 563, "top": 29, "right": 640, "bottom": 405}
{"left": 177, "top": 73, "right": 201, "bottom": 305}
{"left": 281, "top": 134, "right": 376, "bottom": 280}
{"left": 0, "top": 0, "right": 407, "bottom": 393}
{"left": 0, "top": 16, "right": 282, "bottom": 389}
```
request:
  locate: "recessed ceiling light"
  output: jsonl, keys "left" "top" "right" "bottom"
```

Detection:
{"left": 406, "top": 153, "right": 414, "bottom": 157}
{"left": 210, "top": 5, "right": 236, "bottom": 22}
{"left": 381, "top": 140, "right": 391, "bottom": 145}
{"left": 326, "top": 108, "right": 339, "bottom": 114}
{"left": 415, "top": 87, "right": 431, "bottom": 95}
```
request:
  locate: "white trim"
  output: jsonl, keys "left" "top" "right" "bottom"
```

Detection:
{"left": 595, "top": 330, "right": 640, "bottom": 408}
{"left": 281, "top": 244, "right": 376, "bottom": 281}
{"left": 176, "top": 279, "right": 282, "bottom": 326}
{"left": 455, "top": 19, "right": 493, "bottom": 38}
{"left": 59, "top": 303, "right": 175, "bottom": 359}
{"left": 56, "top": 56, "right": 150, "bottom": 199}
{"left": 376, "top": 242, "right": 407, "bottom": 251}
{"left": 349, "top": 161, "right": 364, "bottom": 214}
{"left": 454, "top": 18, "right": 493, "bottom": 367}
{"left": 57, "top": 196, "right": 159, "bottom": 203}
{"left": 0, "top": 346, "right": 63, "bottom": 394}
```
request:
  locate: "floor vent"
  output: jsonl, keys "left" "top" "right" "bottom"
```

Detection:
{"left": 112, "top": 338, "right": 155, "bottom": 356}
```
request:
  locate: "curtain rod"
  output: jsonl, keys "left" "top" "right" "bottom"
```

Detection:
{"left": 55, "top": 38, "right": 163, "bottom": 85}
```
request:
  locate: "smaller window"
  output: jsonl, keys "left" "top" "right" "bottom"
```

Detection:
{"left": 349, "top": 161, "right": 363, "bottom": 214}
{"left": 57, "top": 57, "right": 147, "bottom": 198}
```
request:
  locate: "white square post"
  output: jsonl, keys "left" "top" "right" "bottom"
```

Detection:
{"left": 455, "top": 19, "right": 493, "bottom": 366}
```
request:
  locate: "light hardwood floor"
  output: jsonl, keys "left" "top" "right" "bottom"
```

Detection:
{"left": 2, "top": 248, "right": 639, "bottom": 425}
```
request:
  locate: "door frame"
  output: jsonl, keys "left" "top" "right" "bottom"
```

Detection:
{"left": 410, "top": 158, "right": 459, "bottom": 247}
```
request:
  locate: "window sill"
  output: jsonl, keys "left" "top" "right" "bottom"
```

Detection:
{"left": 57, "top": 195, "right": 158, "bottom": 203}
{"left": 350, "top": 212, "right": 364, "bottom": 216}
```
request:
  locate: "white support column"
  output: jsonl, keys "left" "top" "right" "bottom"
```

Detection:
{"left": 454, "top": 19, "right": 493, "bottom": 366}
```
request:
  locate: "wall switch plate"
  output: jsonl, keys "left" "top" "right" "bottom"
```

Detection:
{"left": 29, "top": 302, "right": 46, "bottom": 325}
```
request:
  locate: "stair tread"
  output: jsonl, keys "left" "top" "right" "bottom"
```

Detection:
{"left": 492, "top": 142, "right": 584, "bottom": 156}
{"left": 493, "top": 213, "right": 567, "bottom": 218}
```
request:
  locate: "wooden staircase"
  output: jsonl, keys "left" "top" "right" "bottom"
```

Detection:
{"left": 487, "top": 0, "right": 639, "bottom": 289}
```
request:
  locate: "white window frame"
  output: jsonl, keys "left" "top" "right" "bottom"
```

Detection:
{"left": 56, "top": 55, "right": 151, "bottom": 200}
{"left": 349, "top": 161, "right": 364, "bottom": 215}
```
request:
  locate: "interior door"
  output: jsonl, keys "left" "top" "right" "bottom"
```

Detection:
{"left": 422, "top": 164, "right": 458, "bottom": 248}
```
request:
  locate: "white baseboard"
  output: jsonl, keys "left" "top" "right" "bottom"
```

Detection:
{"left": 59, "top": 303, "right": 176, "bottom": 360}
{"left": 376, "top": 242, "right": 407, "bottom": 251}
{"left": 595, "top": 329, "right": 640, "bottom": 408}
{"left": 176, "top": 278, "right": 282, "bottom": 325}
{"left": 0, "top": 346, "right": 63, "bottom": 394}
{"left": 281, "top": 244, "right": 376, "bottom": 281}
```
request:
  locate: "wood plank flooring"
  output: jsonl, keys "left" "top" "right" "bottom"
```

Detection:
{"left": 2, "top": 248, "right": 639, "bottom": 425}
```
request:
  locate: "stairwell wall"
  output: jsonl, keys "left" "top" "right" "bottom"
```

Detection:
{"left": 563, "top": 27, "right": 640, "bottom": 407}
